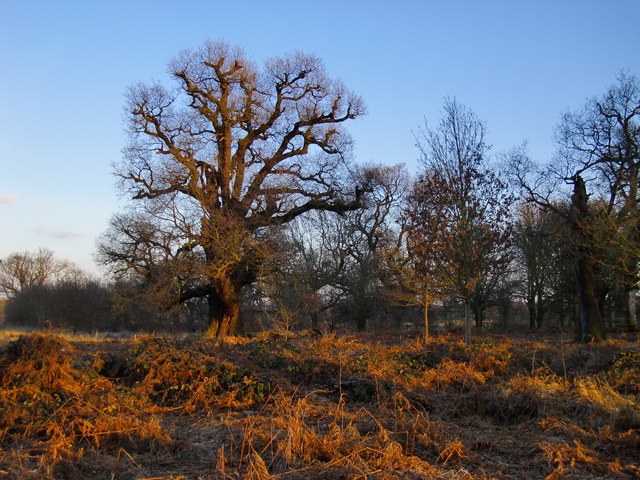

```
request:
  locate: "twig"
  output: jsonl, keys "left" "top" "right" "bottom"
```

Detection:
{"left": 117, "top": 447, "right": 140, "bottom": 468}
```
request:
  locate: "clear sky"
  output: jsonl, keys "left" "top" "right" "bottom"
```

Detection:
{"left": 1, "top": 0, "right": 639, "bottom": 276}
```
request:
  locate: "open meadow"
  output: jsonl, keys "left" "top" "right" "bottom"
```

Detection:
{"left": 0, "top": 329, "right": 638, "bottom": 479}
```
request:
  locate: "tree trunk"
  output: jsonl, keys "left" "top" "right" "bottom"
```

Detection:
{"left": 464, "top": 302, "right": 471, "bottom": 346}
{"left": 615, "top": 273, "right": 639, "bottom": 332}
{"left": 498, "top": 296, "right": 510, "bottom": 329}
{"left": 527, "top": 297, "right": 537, "bottom": 330}
{"left": 559, "top": 304, "right": 567, "bottom": 330}
{"left": 574, "top": 260, "right": 605, "bottom": 341}
{"left": 356, "top": 305, "right": 367, "bottom": 332}
{"left": 473, "top": 304, "right": 483, "bottom": 329}
{"left": 613, "top": 287, "right": 626, "bottom": 332}
{"left": 204, "top": 295, "right": 220, "bottom": 338}
{"left": 570, "top": 176, "right": 606, "bottom": 342}
{"left": 424, "top": 284, "right": 429, "bottom": 344}
{"left": 203, "top": 279, "right": 241, "bottom": 338}
{"left": 627, "top": 288, "right": 639, "bottom": 331}
{"left": 535, "top": 287, "right": 545, "bottom": 329}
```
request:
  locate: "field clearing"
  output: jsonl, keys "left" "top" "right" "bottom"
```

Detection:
{"left": 0, "top": 329, "right": 638, "bottom": 479}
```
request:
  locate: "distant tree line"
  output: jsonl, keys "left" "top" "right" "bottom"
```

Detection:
{"left": 2, "top": 42, "right": 638, "bottom": 343}
{"left": 0, "top": 249, "right": 207, "bottom": 332}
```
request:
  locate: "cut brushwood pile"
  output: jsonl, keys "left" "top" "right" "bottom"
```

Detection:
{"left": 0, "top": 331, "right": 638, "bottom": 479}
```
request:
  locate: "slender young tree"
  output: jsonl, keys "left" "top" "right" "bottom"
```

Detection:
{"left": 99, "top": 41, "right": 365, "bottom": 337}
{"left": 408, "top": 99, "right": 513, "bottom": 345}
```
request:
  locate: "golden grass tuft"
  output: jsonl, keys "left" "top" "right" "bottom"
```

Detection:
{"left": 209, "top": 387, "right": 450, "bottom": 479}
{"left": 538, "top": 439, "right": 600, "bottom": 479}
{"left": 574, "top": 377, "right": 640, "bottom": 427}
{"left": 436, "top": 438, "right": 469, "bottom": 466}
{"left": 422, "top": 359, "right": 487, "bottom": 392}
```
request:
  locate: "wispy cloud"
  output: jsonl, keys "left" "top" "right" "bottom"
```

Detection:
{"left": 0, "top": 194, "right": 17, "bottom": 204}
{"left": 33, "top": 227, "right": 84, "bottom": 240}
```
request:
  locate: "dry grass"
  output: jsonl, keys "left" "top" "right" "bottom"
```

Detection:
{"left": 0, "top": 328, "right": 104, "bottom": 344}
{"left": 0, "top": 329, "right": 638, "bottom": 479}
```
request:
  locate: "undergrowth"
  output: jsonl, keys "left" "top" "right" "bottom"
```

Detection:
{"left": 0, "top": 334, "right": 170, "bottom": 478}
{"left": 0, "top": 331, "right": 638, "bottom": 479}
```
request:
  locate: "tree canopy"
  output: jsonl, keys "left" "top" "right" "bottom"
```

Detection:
{"left": 99, "top": 41, "right": 366, "bottom": 337}
{"left": 407, "top": 99, "right": 513, "bottom": 345}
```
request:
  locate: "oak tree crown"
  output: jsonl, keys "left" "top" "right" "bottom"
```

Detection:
{"left": 99, "top": 41, "right": 365, "bottom": 337}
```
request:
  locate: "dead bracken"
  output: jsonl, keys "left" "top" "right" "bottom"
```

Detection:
{"left": 0, "top": 331, "right": 638, "bottom": 479}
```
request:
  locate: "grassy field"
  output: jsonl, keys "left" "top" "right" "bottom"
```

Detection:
{"left": 0, "top": 329, "right": 638, "bottom": 479}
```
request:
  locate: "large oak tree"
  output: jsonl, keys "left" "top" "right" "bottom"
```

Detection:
{"left": 99, "top": 41, "right": 365, "bottom": 337}
{"left": 511, "top": 73, "right": 640, "bottom": 340}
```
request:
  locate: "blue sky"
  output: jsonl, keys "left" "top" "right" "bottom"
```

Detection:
{"left": 1, "top": 1, "right": 639, "bottom": 275}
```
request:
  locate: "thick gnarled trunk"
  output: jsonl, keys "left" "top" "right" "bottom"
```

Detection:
{"left": 570, "top": 177, "right": 606, "bottom": 342}
{"left": 573, "top": 259, "right": 605, "bottom": 341}
{"left": 203, "top": 279, "right": 241, "bottom": 338}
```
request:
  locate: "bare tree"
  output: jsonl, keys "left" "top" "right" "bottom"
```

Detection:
{"left": 340, "top": 164, "right": 410, "bottom": 331}
{"left": 0, "top": 248, "right": 81, "bottom": 298}
{"left": 558, "top": 72, "right": 640, "bottom": 334}
{"left": 512, "top": 203, "right": 574, "bottom": 330}
{"left": 99, "top": 41, "right": 365, "bottom": 338}
{"left": 256, "top": 210, "right": 348, "bottom": 331}
{"left": 258, "top": 164, "right": 409, "bottom": 333}
{"left": 511, "top": 73, "right": 640, "bottom": 340}
{"left": 408, "top": 99, "right": 513, "bottom": 345}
